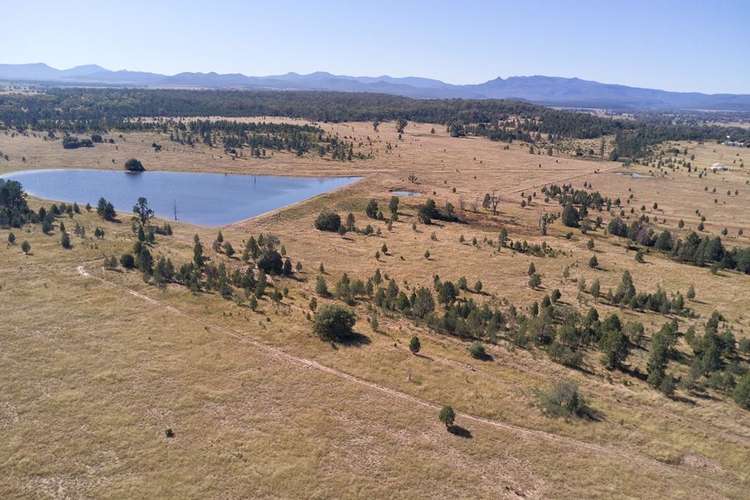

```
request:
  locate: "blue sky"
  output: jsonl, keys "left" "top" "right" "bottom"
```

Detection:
{"left": 2, "top": 0, "right": 748, "bottom": 93}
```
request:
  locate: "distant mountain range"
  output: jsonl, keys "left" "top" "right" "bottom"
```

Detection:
{"left": 2, "top": 62, "right": 749, "bottom": 111}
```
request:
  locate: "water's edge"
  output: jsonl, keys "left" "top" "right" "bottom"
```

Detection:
{"left": 2, "top": 169, "right": 362, "bottom": 227}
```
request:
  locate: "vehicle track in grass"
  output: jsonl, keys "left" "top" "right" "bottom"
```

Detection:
{"left": 75, "top": 263, "right": 720, "bottom": 480}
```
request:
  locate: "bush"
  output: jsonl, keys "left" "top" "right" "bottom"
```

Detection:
{"left": 313, "top": 304, "right": 357, "bottom": 342}
{"left": 528, "top": 273, "right": 541, "bottom": 289}
{"left": 315, "top": 275, "right": 329, "bottom": 296}
{"left": 120, "top": 253, "right": 136, "bottom": 269}
{"left": 257, "top": 250, "right": 283, "bottom": 274}
{"left": 548, "top": 342, "right": 583, "bottom": 368}
{"left": 124, "top": 158, "right": 145, "bottom": 172}
{"left": 314, "top": 211, "right": 341, "bottom": 232}
{"left": 562, "top": 205, "right": 580, "bottom": 228}
{"left": 733, "top": 374, "right": 750, "bottom": 409}
{"left": 409, "top": 336, "right": 421, "bottom": 354}
{"left": 537, "top": 380, "right": 589, "bottom": 418}
{"left": 97, "top": 197, "right": 116, "bottom": 221}
{"left": 21, "top": 240, "right": 31, "bottom": 254}
{"left": 365, "top": 199, "right": 379, "bottom": 219}
{"left": 438, "top": 405, "right": 455, "bottom": 429}
{"left": 468, "top": 341, "right": 486, "bottom": 359}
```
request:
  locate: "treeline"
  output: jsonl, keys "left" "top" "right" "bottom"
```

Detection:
{"left": 185, "top": 120, "right": 358, "bottom": 159}
{"left": 611, "top": 123, "right": 750, "bottom": 160}
{"left": 3, "top": 88, "right": 750, "bottom": 158}
{"left": 0, "top": 88, "right": 611, "bottom": 132}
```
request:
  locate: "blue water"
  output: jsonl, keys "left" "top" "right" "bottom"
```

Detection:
{"left": 2, "top": 169, "right": 360, "bottom": 226}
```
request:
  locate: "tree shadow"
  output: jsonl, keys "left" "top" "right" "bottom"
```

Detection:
{"left": 688, "top": 389, "right": 720, "bottom": 402}
{"left": 472, "top": 352, "right": 494, "bottom": 362}
{"left": 667, "top": 394, "right": 696, "bottom": 406}
{"left": 448, "top": 425, "right": 473, "bottom": 439}
{"left": 621, "top": 365, "right": 647, "bottom": 381}
{"left": 333, "top": 332, "right": 371, "bottom": 348}
{"left": 567, "top": 363, "right": 596, "bottom": 376}
{"left": 581, "top": 406, "right": 606, "bottom": 422}
{"left": 414, "top": 353, "right": 434, "bottom": 361}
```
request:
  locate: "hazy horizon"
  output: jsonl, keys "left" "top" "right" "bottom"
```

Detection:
{"left": 1, "top": 0, "right": 749, "bottom": 94}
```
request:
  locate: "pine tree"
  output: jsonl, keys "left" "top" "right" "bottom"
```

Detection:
{"left": 193, "top": 235, "right": 205, "bottom": 268}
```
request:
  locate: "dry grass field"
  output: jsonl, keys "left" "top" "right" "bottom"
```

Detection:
{"left": 2, "top": 120, "right": 750, "bottom": 498}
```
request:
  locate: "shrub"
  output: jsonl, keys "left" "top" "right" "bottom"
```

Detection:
{"left": 588, "top": 255, "right": 599, "bottom": 268}
{"left": 21, "top": 240, "right": 31, "bottom": 254}
{"left": 548, "top": 342, "right": 583, "bottom": 368}
{"left": 313, "top": 304, "right": 357, "bottom": 342}
{"left": 409, "top": 336, "right": 421, "bottom": 354}
{"left": 314, "top": 211, "right": 341, "bottom": 232}
{"left": 468, "top": 341, "right": 486, "bottom": 359}
{"left": 365, "top": 199, "right": 379, "bottom": 219}
{"left": 528, "top": 273, "right": 541, "bottom": 289}
{"left": 562, "top": 205, "right": 580, "bottom": 228}
{"left": 315, "top": 275, "right": 329, "bottom": 296}
{"left": 537, "top": 381, "right": 589, "bottom": 418}
{"left": 97, "top": 197, "right": 116, "bottom": 221}
{"left": 659, "top": 375, "right": 676, "bottom": 396}
{"left": 124, "top": 158, "right": 145, "bottom": 172}
{"left": 120, "top": 253, "right": 136, "bottom": 269}
{"left": 222, "top": 241, "right": 235, "bottom": 257}
{"left": 257, "top": 250, "right": 283, "bottom": 274}
{"left": 733, "top": 374, "right": 750, "bottom": 410}
{"left": 438, "top": 405, "right": 455, "bottom": 429}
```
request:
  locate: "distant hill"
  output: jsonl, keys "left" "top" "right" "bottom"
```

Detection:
{"left": 1, "top": 63, "right": 749, "bottom": 111}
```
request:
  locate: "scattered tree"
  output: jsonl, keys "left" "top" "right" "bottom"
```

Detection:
{"left": 313, "top": 304, "right": 357, "bottom": 342}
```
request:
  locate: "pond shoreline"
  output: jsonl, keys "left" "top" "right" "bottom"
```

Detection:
{"left": 2, "top": 168, "right": 362, "bottom": 227}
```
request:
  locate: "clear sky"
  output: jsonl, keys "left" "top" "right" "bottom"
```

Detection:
{"left": 2, "top": 0, "right": 748, "bottom": 94}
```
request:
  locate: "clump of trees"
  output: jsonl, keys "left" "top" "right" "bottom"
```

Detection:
{"left": 0, "top": 179, "right": 34, "bottom": 228}
{"left": 97, "top": 197, "right": 117, "bottom": 221}
{"left": 591, "top": 270, "right": 692, "bottom": 316}
{"left": 417, "top": 198, "right": 460, "bottom": 224}
{"left": 62, "top": 136, "right": 94, "bottom": 149}
{"left": 608, "top": 217, "right": 750, "bottom": 275}
{"left": 314, "top": 211, "right": 341, "bottom": 232}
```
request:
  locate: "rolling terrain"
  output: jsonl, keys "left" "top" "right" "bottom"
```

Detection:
{"left": 2, "top": 115, "right": 750, "bottom": 498}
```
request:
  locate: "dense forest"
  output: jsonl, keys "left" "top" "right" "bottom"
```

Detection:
{"left": 1, "top": 88, "right": 749, "bottom": 159}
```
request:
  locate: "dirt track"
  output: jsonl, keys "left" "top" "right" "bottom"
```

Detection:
{"left": 75, "top": 264, "right": 697, "bottom": 477}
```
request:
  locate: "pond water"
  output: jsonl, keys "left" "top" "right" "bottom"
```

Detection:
{"left": 390, "top": 190, "right": 420, "bottom": 197}
{"left": 2, "top": 169, "right": 360, "bottom": 226}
